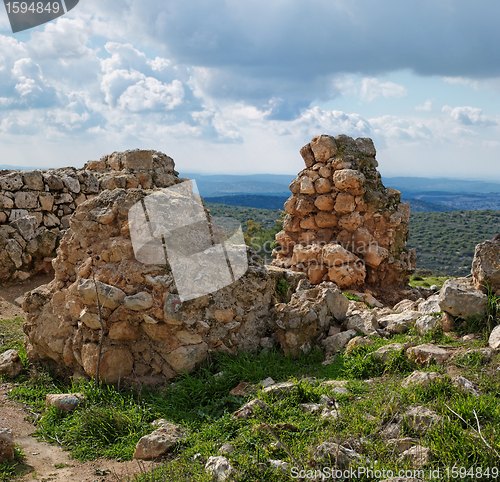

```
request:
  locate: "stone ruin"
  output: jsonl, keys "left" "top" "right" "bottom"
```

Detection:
{"left": 0, "top": 151, "right": 177, "bottom": 283}
{"left": 272, "top": 134, "right": 416, "bottom": 290}
{"left": 18, "top": 136, "right": 416, "bottom": 384}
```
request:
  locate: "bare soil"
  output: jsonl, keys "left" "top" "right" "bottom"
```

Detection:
{"left": 0, "top": 274, "right": 53, "bottom": 321}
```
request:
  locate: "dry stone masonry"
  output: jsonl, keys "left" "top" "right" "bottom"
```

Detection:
{"left": 20, "top": 148, "right": 354, "bottom": 383}
{"left": 272, "top": 134, "right": 415, "bottom": 289}
{"left": 20, "top": 151, "right": 316, "bottom": 384}
{"left": 0, "top": 150, "right": 177, "bottom": 283}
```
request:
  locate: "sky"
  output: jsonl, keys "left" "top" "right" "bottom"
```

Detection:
{"left": 0, "top": 0, "right": 499, "bottom": 180}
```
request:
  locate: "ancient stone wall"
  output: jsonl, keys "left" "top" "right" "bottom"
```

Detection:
{"left": 272, "top": 134, "right": 415, "bottom": 289}
{"left": 0, "top": 150, "right": 177, "bottom": 283}
{"left": 23, "top": 185, "right": 346, "bottom": 384}
{"left": 21, "top": 148, "right": 353, "bottom": 384}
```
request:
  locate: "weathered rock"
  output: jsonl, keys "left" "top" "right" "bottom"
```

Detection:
{"left": 415, "top": 314, "right": 440, "bottom": 335}
{"left": 0, "top": 173, "right": 23, "bottom": 191}
{"left": 398, "top": 445, "right": 431, "bottom": 468}
{"left": 310, "top": 135, "right": 338, "bottom": 162}
{"left": 372, "top": 343, "right": 405, "bottom": 363}
{"left": 489, "top": 325, "right": 500, "bottom": 350}
{"left": 313, "top": 442, "right": 362, "bottom": 468}
{"left": 23, "top": 171, "right": 44, "bottom": 190}
{"left": 123, "top": 292, "right": 154, "bottom": 311}
{"left": 404, "top": 406, "right": 441, "bottom": 435}
{"left": 378, "top": 311, "right": 420, "bottom": 334}
{"left": 380, "top": 423, "right": 401, "bottom": 440}
{"left": 233, "top": 399, "right": 270, "bottom": 419}
{"left": 14, "top": 191, "right": 38, "bottom": 209}
{"left": 472, "top": 238, "right": 500, "bottom": 295}
{"left": 452, "top": 376, "right": 480, "bottom": 396}
{"left": 46, "top": 393, "right": 85, "bottom": 412}
{"left": 438, "top": 278, "right": 487, "bottom": 319}
{"left": 134, "top": 422, "right": 185, "bottom": 460}
{"left": 11, "top": 215, "right": 38, "bottom": 241}
{"left": 406, "top": 344, "right": 453, "bottom": 365}
{"left": 0, "top": 428, "right": 15, "bottom": 462}
{"left": 77, "top": 279, "right": 126, "bottom": 310}
{"left": 333, "top": 169, "right": 366, "bottom": 196}
{"left": 393, "top": 299, "right": 417, "bottom": 313}
{"left": 322, "top": 330, "right": 357, "bottom": 354}
{"left": 205, "top": 456, "right": 234, "bottom": 481}
{"left": 402, "top": 371, "right": 444, "bottom": 389}
{"left": 0, "top": 349, "right": 23, "bottom": 378}
{"left": 417, "top": 294, "right": 441, "bottom": 314}
{"left": 262, "top": 382, "right": 297, "bottom": 398}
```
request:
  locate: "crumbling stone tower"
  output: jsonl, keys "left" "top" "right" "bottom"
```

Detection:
{"left": 272, "top": 134, "right": 415, "bottom": 289}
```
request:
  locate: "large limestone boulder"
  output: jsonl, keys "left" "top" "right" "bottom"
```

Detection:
{"left": 472, "top": 237, "right": 500, "bottom": 295}
{"left": 438, "top": 278, "right": 487, "bottom": 320}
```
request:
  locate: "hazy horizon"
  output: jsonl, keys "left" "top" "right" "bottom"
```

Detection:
{"left": 2, "top": 162, "right": 500, "bottom": 185}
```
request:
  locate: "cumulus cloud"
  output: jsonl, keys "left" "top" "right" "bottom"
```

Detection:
{"left": 370, "top": 115, "right": 434, "bottom": 143}
{"left": 279, "top": 107, "right": 372, "bottom": 139}
{"left": 359, "top": 78, "right": 407, "bottom": 102}
{"left": 117, "top": 0, "right": 500, "bottom": 108}
{"left": 442, "top": 105, "right": 497, "bottom": 127}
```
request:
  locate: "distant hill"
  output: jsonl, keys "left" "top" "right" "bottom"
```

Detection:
{"left": 384, "top": 176, "right": 500, "bottom": 193}
{"left": 206, "top": 202, "right": 500, "bottom": 276}
{"left": 205, "top": 194, "right": 289, "bottom": 210}
{"left": 187, "top": 172, "right": 500, "bottom": 212}
{"left": 182, "top": 172, "right": 292, "bottom": 197}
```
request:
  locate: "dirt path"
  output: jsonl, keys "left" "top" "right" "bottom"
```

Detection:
{"left": 0, "top": 277, "right": 161, "bottom": 481}
{"left": 1, "top": 383, "right": 159, "bottom": 481}
{"left": 0, "top": 274, "right": 53, "bottom": 321}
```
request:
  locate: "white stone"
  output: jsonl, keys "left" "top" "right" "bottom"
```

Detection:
{"left": 205, "top": 456, "right": 234, "bottom": 482}
{"left": 489, "top": 325, "right": 500, "bottom": 350}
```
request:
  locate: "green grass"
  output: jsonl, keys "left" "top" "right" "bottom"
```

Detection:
{"left": 0, "top": 317, "right": 25, "bottom": 353}
{"left": 2, "top": 317, "right": 499, "bottom": 481}
{"left": 409, "top": 274, "right": 449, "bottom": 289}
{"left": 0, "top": 447, "right": 25, "bottom": 482}
{"left": 0, "top": 317, "right": 28, "bottom": 376}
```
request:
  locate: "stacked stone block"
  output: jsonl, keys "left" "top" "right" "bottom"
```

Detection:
{"left": 272, "top": 134, "right": 415, "bottom": 288}
{"left": 0, "top": 150, "right": 177, "bottom": 283}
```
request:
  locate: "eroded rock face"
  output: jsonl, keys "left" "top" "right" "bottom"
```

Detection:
{"left": 472, "top": 237, "right": 500, "bottom": 295}
{"left": 438, "top": 278, "right": 487, "bottom": 320}
{"left": 273, "top": 134, "right": 415, "bottom": 289}
{"left": 24, "top": 184, "right": 295, "bottom": 384}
